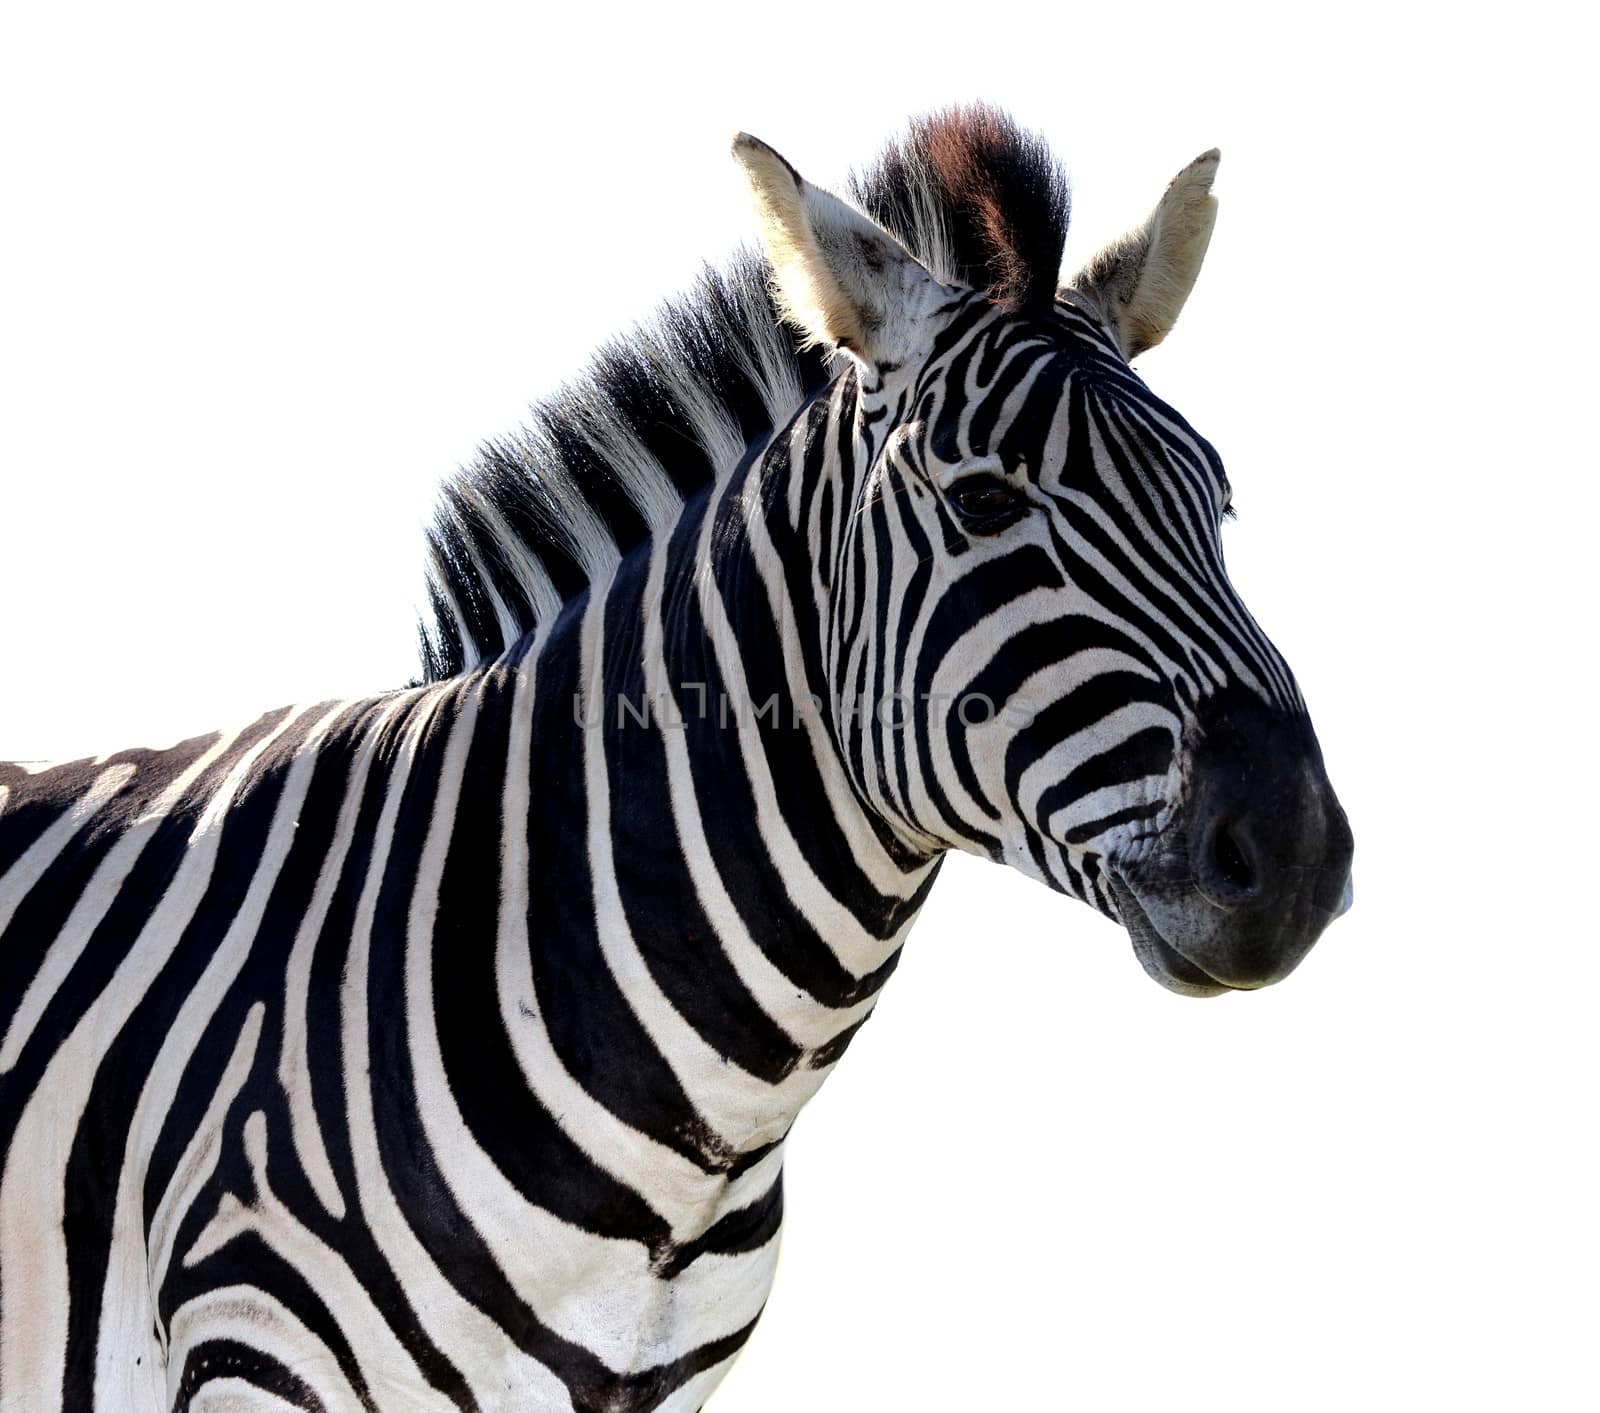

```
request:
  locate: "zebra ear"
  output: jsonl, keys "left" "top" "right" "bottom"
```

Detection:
{"left": 1065, "top": 149, "right": 1220, "bottom": 359}
{"left": 732, "top": 132, "right": 936, "bottom": 363}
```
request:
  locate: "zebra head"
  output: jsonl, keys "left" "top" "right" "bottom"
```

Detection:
{"left": 736, "top": 111, "right": 1353, "bottom": 996}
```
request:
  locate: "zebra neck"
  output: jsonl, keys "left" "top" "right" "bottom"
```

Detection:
{"left": 482, "top": 373, "right": 942, "bottom": 1168}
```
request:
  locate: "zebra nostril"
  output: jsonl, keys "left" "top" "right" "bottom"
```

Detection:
{"left": 1214, "top": 822, "right": 1253, "bottom": 889}
{"left": 1199, "top": 817, "right": 1262, "bottom": 906}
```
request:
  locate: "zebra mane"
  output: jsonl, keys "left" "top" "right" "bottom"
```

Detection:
{"left": 848, "top": 103, "right": 1071, "bottom": 310}
{"left": 418, "top": 103, "right": 1072, "bottom": 682}
{"left": 416, "top": 254, "right": 829, "bottom": 682}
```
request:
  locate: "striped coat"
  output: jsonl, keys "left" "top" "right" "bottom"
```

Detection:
{"left": 0, "top": 106, "right": 1351, "bottom": 1411}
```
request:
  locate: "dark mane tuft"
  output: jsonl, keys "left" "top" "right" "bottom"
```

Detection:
{"left": 417, "top": 254, "right": 832, "bottom": 681}
{"left": 848, "top": 103, "right": 1071, "bottom": 310}
{"left": 418, "top": 106, "right": 1073, "bottom": 682}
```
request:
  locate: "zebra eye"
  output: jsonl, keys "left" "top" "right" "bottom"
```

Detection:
{"left": 948, "top": 475, "right": 1025, "bottom": 529}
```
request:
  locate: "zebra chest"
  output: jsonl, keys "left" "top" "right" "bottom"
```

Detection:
{"left": 139, "top": 1081, "right": 788, "bottom": 1412}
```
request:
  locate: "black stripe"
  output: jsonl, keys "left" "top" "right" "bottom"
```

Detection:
{"left": 603, "top": 546, "right": 805, "bottom": 1085}
{"left": 173, "top": 1335, "right": 332, "bottom": 1412}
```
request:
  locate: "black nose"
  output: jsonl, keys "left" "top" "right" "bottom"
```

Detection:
{"left": 1176, "top": 686, "right": 1354, "bottom": 985}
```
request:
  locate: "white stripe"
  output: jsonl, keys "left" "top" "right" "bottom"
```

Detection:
{"left": 165, "top": 1282, "right": 364, "bottom": 1413}
{"left": 494, "top": 668, "right": 727, "bottom": 1229}
{"left": 332, "top": 690, "right": 575, "bottom": 1411}
{"left": 98, "top": 702, "right": 347, "bottom": 1405}
{"left": 0, "top": 710, "right": 301, "bottom": 1410}
{"left": 189, "top": 1381, "right": 316, "bottom": 1413}
{"left": 690, "top": 471, "right": 911, "bottom": 979}
{"left": 639, "top": 531, "right": 891, "bottom": 1054}
{"left": 145, "top": 1005, "right": 265, "bottom": 1322}
{"left": 408, "top": 678, "right": 781, "bottom": 1369}
{"left": 0, "top": 761, "right": 136, "bottom": 948}
{"left": 278, "top": 693, "right": 415, "bottom": 1221}
{"left": 577, "top": 592, "right": 839, "bottom": 1154}
{"left": 0, "top": 738, "right": 238, "bottom": 1075}
{"left": 180, "top": 1111, "right": 461, "bottom": 1413}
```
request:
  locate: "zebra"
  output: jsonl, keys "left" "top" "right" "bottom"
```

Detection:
{"left": 0, "top": 105, "right": 1353, "bottom": 1411}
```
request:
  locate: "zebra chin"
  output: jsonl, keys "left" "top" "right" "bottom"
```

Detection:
{"left": 1110, "top": 867, "right": 1354, "bottom": 997}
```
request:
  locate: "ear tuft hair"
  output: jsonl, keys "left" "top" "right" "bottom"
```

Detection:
{"left": 849, "top": 103, "right": 1071, "bottom": 310}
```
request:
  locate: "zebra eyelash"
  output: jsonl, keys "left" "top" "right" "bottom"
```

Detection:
{"left": 1221, "top": 503, "right": 1238, "bottom": 522}
{"left": 944, "top": 472, "right": 1030, "bottom": 532}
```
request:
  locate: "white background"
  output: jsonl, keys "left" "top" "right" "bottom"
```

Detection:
{"left": 2, "top": 4, "right": 1595, "bottom": 1409}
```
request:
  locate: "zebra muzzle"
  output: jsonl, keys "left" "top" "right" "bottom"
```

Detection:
{"left": 1109, "top": 689, "right": 1355, "bottom": 995}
